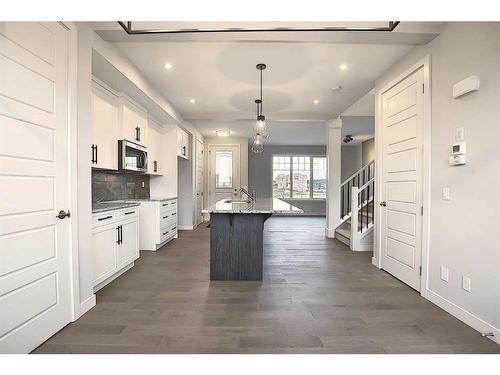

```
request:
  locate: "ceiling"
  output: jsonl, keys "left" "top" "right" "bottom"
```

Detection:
{"left": 93, "top": 22, "right": 444, "bottom": 144}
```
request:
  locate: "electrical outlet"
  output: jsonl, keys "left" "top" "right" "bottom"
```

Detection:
{"left": 462, "top": 276, "right": 471, "bottom": 292}
{"left": 442, "top": 187, "right": 450, "bottom": 200}
{"left": 455, "top": 127, "right": 465, "bottom": 141}
{"left": 440, "top": 266, "right": 449, "bottom": 282}
{"left": 141, "top": 181, "right": 145, "bottom": 188}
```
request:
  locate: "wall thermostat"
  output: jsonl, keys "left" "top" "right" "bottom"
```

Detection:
{"left": 449, "top": 141, "right": 466, "bottom": 166}
{"left": 451, "top": 141, "right": 466, "bottom": 155}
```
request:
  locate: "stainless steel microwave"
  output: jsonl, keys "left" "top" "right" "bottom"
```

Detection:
{"left": 118, "top": 140, "right": 148, "bottom": 172}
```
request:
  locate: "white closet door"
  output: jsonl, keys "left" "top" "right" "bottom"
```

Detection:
{"left": 0, "top": 22, "right": 73, "bottom": 353}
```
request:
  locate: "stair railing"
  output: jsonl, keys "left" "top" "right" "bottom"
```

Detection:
{"left": 340, "top": 160, "right": 375, "bottom": 221}
{"left": 350, "top": 177, "right": 375, "bottom": 251}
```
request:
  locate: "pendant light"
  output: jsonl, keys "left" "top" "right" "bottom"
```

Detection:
{"left": 251, "top": 134, "right": 264, "bottom": 154}
{"left": 254, "top": 63, "right": 269, "bottom": 139}
{"left": 254, "top": 99, "right": 269, "bottom": 138}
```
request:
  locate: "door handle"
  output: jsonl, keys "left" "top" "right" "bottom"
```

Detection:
{"left": 56, "top": 210, "right": 71, "bottom": 219}
{"left": 380, "top": 201, "right": 387, "bottom": 207}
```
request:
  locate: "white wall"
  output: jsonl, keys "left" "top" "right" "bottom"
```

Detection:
{"left": 203, "top": 137, "right": 249, "bottom": 204}
{"left": 362, "top": 137, "right": 375, "bottom": 166}
{"left": 375, "top": 22, "right": 500, "bottom": 340}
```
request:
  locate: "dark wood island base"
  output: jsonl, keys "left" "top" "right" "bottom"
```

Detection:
{"left": 210, "top": 213, "right": 272, "bottom": 280}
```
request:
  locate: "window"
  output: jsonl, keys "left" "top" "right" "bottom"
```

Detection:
{"left": 215, "top": 150, "right": 233, "bottom": 188}
{"left": 272, "top": 155, "right": 327, "bottom": 199}
{"left": 272, "top": 156, "right": 290, "bottom": 198}
{"left": 312, "top": 157, "right": 327, "bottom": 198}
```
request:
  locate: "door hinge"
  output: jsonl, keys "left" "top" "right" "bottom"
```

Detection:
{"left": 421, "top": 206, "right": 424, "bottom": 216}
{"left": 419, "top": 266, "right": 422, "bottom": 276}
{"left": 422, "top": 83, "right": 425, "bottom": 94}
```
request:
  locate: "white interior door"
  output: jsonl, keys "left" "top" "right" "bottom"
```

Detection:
{"left": 195, "top": 139, "right": 204, "bottom": 224}
{"left": 0, "top": 22, "right": 73, "bottom": 353}
{"left": 208, "top": 145, "right": 240, "bottom": 205}
{"left": 380, "top": 67, "right": 424, "bottom": 291}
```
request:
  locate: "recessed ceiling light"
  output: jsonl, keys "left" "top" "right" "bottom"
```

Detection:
{"left": 313, "top": 99, "right": 320, "bottom": 105}
{"left": 216, "top": 130, "right": 231, "bottom": 137}
{"left": 339, "top": 64, "right": 347, "bottom": 71}
{"left": 189, "top": 98, "right": 196, "bottom": 104}
{"left": 164, "top": 63, "right": 173, "bottom": 70}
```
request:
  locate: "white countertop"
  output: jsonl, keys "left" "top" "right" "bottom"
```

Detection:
{"left": 202, "top": 198, "right": 303, "bottom": 214}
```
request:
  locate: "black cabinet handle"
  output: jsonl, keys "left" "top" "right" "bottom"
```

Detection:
{"left": 162, "top": 231, "right": 169, "bottom": 236}
{"left": 162, "top": 203, "right": 168, "bottom": 207}
{"left": 124, "top": 211, "right": 135, "bottom": 215}
{"left": 153, "top": 160, "right": 157, "bottom": 173}
{"left": 91, "top": 145, "right": 97, "bottom": 164}
{"left": 171, "top": 212, "right": 177, "bottom": 216}
{"left": 171, "top": 226, "right": 177, "bottom": 231}
{"left": 135, "top": 126, "right": 140, "bottom": 142}
{"left": 116, "top": 225, "right": 123, "bottom": 244}
{"left": 162, "top": 215, "right": 168, "bottom": 219}
{"left": 120, "top": 225, "right": 123, "bottom": 244}
{"left": 98, "top": 215, "right": 112, "bottom": 221}
{"left": 116, "top": 226, "right": 120, "bottom": 244}
{"left": 182, "top": 146, "right": 186, "bottom": 156}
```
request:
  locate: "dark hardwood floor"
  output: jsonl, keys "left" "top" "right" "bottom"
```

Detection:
{"left": 34, "top": 217, "right": 499, "bottom": 354}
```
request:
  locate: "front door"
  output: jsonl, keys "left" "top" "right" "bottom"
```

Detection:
{"left": 0, "top": 22, "right": 73, "bottom": 353}
{"left": 208, "top": 145, "right": 240, "bottom": 205}
{"left": 380, "top": 66, "right": 424, "bottom": 291}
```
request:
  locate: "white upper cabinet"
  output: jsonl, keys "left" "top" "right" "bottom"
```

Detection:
{"left": 91, "top": 80, "right": 118, "bottom": 170}
{"left": 177, "top": 128, "right": 190, "bottom": 159}
{"left": 147, "top": 117, "right": 163, "bottom": 175}
{"left": 118, "top": 96, "right": 148, "bottom": 146}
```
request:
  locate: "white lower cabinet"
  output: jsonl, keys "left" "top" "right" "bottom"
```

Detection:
{"left": 138, "top": 198, "right": 178, "bottom": 251}
{"left": 92, "top": 207, "right": 139, "bottom": 291}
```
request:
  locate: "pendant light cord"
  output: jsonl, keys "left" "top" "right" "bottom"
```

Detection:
{"left": 260, "top": 69, "right": 263, "bottom": 116}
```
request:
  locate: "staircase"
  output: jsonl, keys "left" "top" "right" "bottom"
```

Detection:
{"left": 335, "top": 161, "right": 375, "bottom": 251}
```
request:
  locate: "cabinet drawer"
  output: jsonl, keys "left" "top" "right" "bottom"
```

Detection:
{"left": 160, "top": 199, "right": 177, "bottom": 213}
{"left": 160, "top": 227, "right": 175, "bottom": 243}
{"left": 92, "top": 211, "right": 117, "bottom": 226}
{"left": 119, "top": 207, "right": 138, "bottom": 220}
{"left": 160, "top": 211, "right": 176, "bottom": 227}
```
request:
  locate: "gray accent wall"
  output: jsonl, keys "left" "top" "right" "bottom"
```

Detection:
{"left": 341, "top": 145, "right": 362, "bottom": 182}
{"left": 248, "top": 145, "right": 326, "bottom": 215}
{"left": 92, "top": 170, "right": 150, "bottom": 203}
{"left": 362, "top": 137, "right": 375, "bottom": 166}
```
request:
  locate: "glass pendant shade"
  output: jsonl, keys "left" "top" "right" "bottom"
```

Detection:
{"left": 254, "top": 116, "right": 269, "bottom": 138}
{"left": 251, "top": 134, "right": 264, "bottom": 154}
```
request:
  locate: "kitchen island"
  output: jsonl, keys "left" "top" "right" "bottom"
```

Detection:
{"left": 202, "top": 198, "right": 303, "bottom": 281}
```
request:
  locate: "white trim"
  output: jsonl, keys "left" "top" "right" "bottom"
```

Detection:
{"left": 60, "top": 21, "right": 82, "bottom": 321}
{"left": 178, "top": 225, "right": 196, "bottom": 230}
{"left": 352, "top": 244, "right": 373, "bottom": 252}
{"left": 426, "top": 290, "right": 499, "bottom": 345}
{"left": 374, "top": 55, "right": 431, "bottom": 296}
{"left": 78, "top": 295, "right": 96, "bottom": 319}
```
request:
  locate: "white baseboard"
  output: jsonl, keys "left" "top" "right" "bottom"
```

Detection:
{"left": 77, "top": 294, "right": 96, "bottom": 320}
{"left": 351, "top": 244, "right": 373, "bottom": 252}
{"left": 426, "top": 289, "right": 499, "bottom": 345}
{"left": 178, "top": 225, "right": 195, "bottom": 230}
{"left": 371, "top": 257, "right": 379, "bottom": 268}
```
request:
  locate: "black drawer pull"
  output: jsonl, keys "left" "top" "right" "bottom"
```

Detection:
{"left": 124, "top": 211, "right": 135, "bottom": 215}
{"left": 171, "top": 227, "right": 177, "bottom": 231}
{"left": 162, "top": 203, "right": 168, "bottom": 207}
{"left": 162, "top": 215, "right": 169, "bottom": 219}
{"left": 171, "top": 212, "right": 177, "bottom": 216}
{"left": 162, "top": 231, "right": 169, "bottom": 236}
{"left": 98, "top": 215, "right": 112, "bottom": 221}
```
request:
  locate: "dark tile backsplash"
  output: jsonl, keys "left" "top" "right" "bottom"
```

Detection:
{"left": 92, "top": 170, "right": 150, "bottom": 203}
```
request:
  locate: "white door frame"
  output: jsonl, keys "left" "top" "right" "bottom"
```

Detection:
{"left": 61, "top": 21, "right": 82, "bottom": 320}
{"left": 374, "top": 55, "right": 432, "bottom": 297}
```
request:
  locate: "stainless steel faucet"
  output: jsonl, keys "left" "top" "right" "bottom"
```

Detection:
{"left": 240, "top": 187, "right": 255, "bottom": 202}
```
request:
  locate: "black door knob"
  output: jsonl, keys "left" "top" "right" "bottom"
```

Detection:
{"left": 56, "top": 210, "right": 71, "bottom": 219}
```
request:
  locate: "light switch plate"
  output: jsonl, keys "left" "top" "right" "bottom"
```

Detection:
{"left": 442, "top": 187, "right": 450, "bottom": 200}
{"left": 455, "top": 127, "right": 465, "bottom": 141}
{"left": 440, "top": 266, "right": 449, "bottom": 282}
{"left": 462, "top": 276, "right": 471, "bottom": 292}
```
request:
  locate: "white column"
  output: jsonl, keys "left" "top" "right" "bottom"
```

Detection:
{"left": 325, "top": 118, "right": 342, "bottom": 238}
